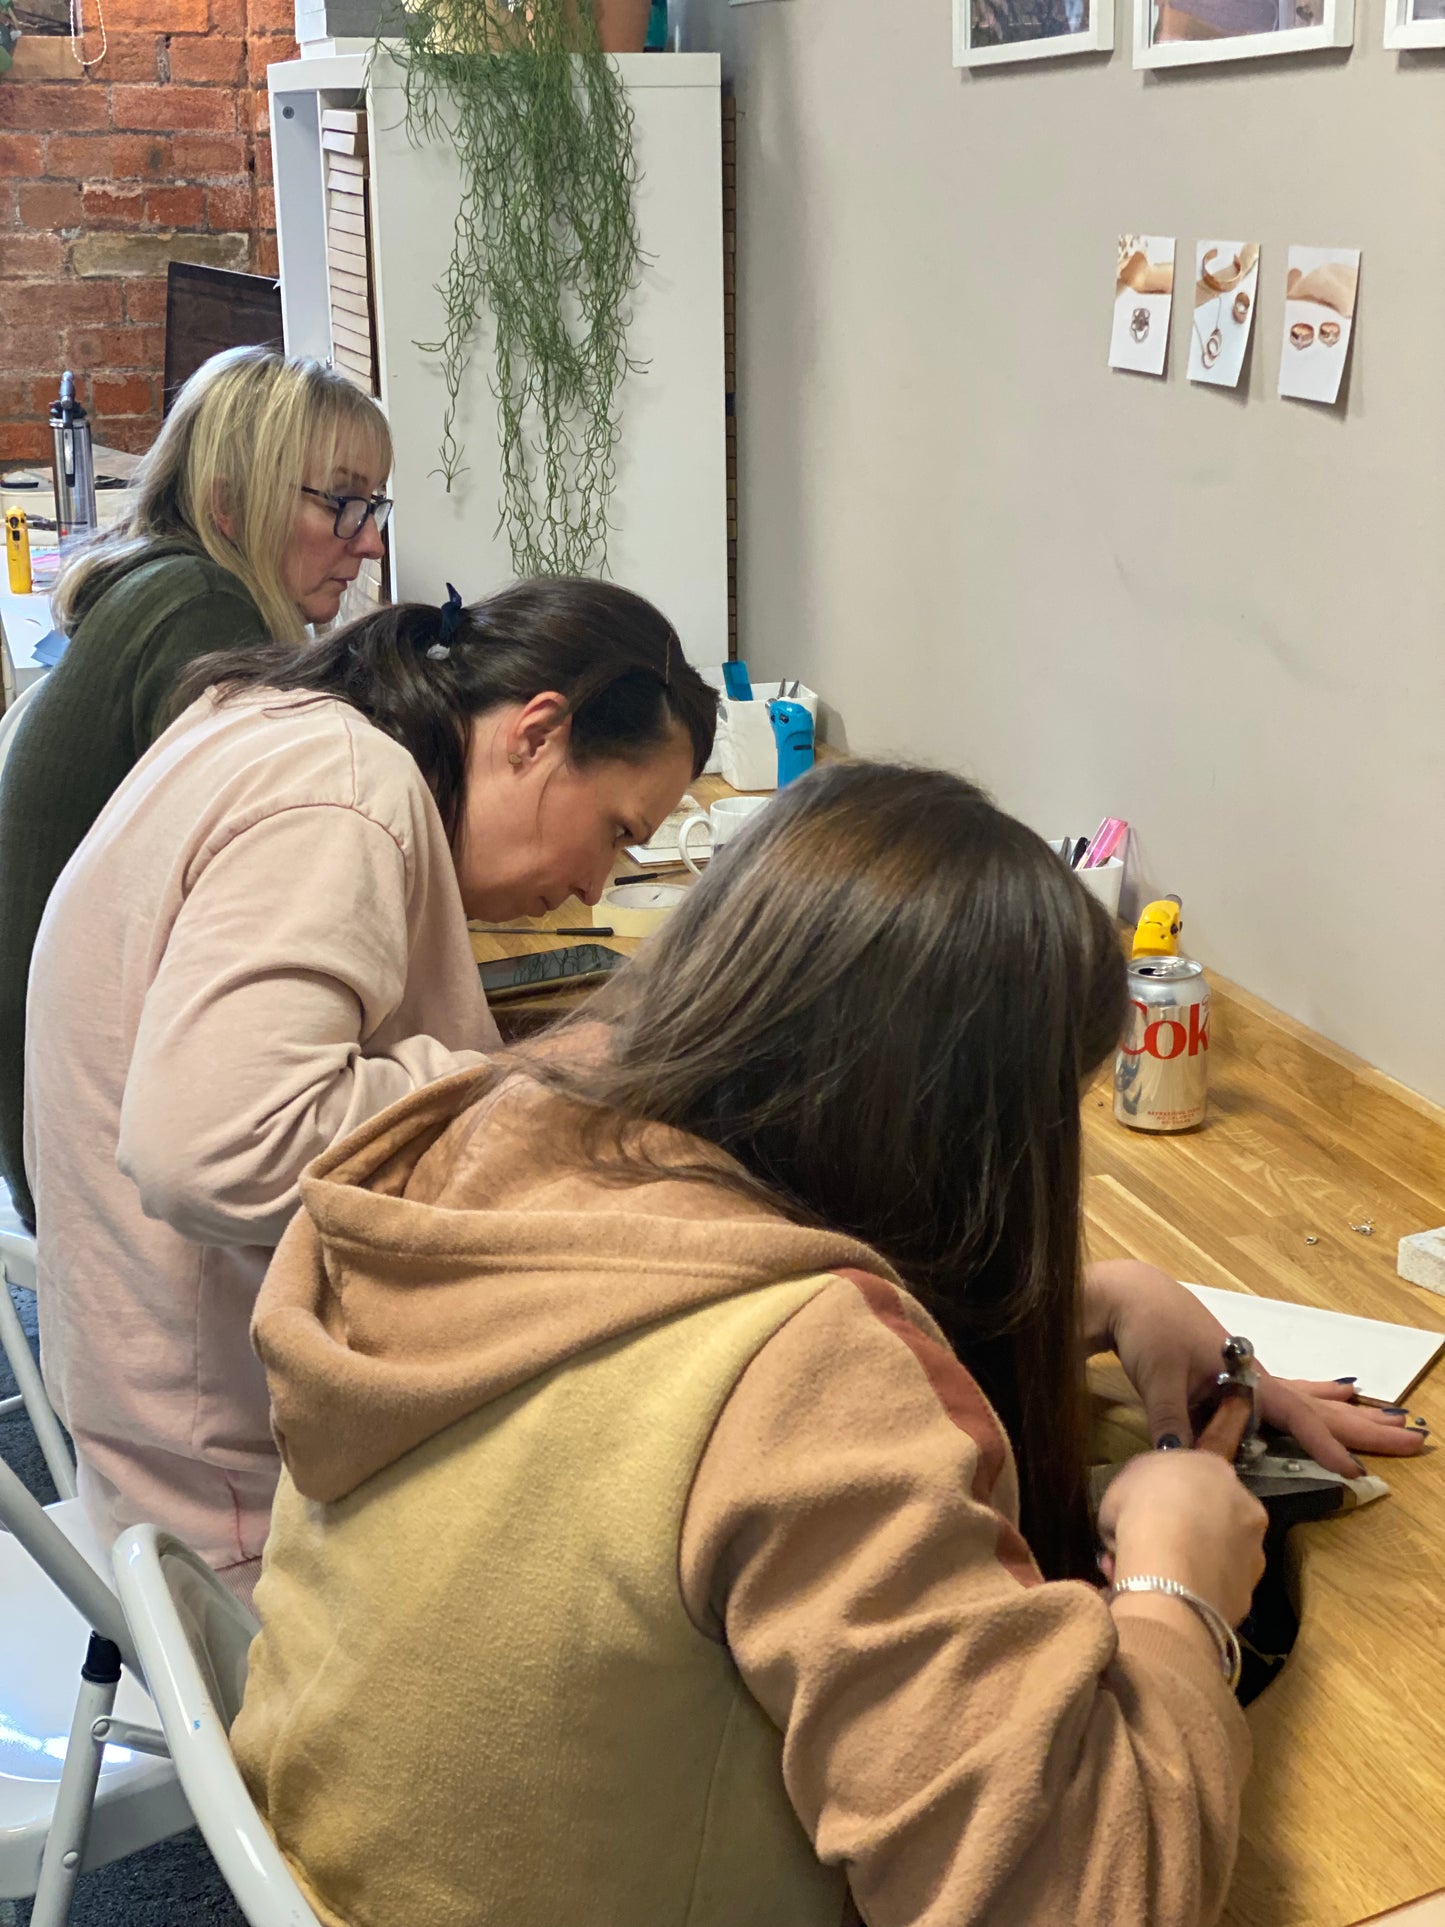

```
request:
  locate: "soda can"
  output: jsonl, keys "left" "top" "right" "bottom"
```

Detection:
{"left": 1114, "top": 955, "right": 1210, "bottom": 1133}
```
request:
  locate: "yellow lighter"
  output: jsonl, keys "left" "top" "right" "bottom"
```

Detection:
{"left": 6, "top": 508, "right": 32, "bottom": 595}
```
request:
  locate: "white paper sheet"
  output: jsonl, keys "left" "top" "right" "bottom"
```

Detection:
{"left": 1183, "top": 1282, "right": 1445, "bottom": 1404}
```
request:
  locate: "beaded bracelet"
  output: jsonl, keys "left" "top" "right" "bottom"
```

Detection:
{"left": 1105, "top": 1574, "right": 1243, "bottom": 1692}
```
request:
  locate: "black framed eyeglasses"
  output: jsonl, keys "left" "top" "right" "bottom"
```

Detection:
{"left": 299, "top": 485, "right": 393, "bottom": 541}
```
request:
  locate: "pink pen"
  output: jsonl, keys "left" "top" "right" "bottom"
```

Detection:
{"left": 1081, "top": 818, "right": 1128, "bottom": 869}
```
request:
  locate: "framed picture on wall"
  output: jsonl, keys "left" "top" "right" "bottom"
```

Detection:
{"left": 1384, "top": 0, "right": 1445, "bottom": 45}
{"left": 1132, "top": 0, "right": 1351, "bottom": 64}
{"left": 955, "top": 0, "right": 1113, "bottom": 66}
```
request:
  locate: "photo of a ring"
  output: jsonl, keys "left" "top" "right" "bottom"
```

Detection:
{"left": 1232, "top": 292, "right": 1251, "bottom": 323}
{"left": 1130, "top": 308, "right": 1150, "bottom": 342}
{"left": 1319, "top": 320, "right": 1341, "bottom": 346}
{"left": 1290, "top": 323, "right": 1315, "bottom": 350}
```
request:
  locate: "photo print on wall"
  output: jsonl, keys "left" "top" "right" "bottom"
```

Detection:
{"left": 1187, "top": 242, "right": 1261, "bottom": 389}
{"left": 1110, "top": 235, "right": 1175, "bottom": 377}
{"left": 1277, "top": 246, "right": 1360, "bottom": 406}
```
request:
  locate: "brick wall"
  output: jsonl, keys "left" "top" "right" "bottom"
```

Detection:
{"left": 0, "top": 0, "right": 298, "bottom": 464}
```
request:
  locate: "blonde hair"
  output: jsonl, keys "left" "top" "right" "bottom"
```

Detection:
{"left": 54, "top": 347, "right": 393, "bottom": 646}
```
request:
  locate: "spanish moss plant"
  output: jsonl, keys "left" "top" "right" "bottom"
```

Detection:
{"left": 382, "top": 0, "right": 643, "bottom": 576}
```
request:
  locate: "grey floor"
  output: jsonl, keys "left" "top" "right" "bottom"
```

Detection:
{"left": 2, "top": 1281, "right": 246, "bottom": 1927}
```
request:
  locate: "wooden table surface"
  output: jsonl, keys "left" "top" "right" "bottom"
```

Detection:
{"left": 471, "top": 825, "right": 1445, "bottom": 1926}
{"left": 1084, "top": 1016, "right": 1445, "bottom": 1927}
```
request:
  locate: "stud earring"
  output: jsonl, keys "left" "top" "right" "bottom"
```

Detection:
{"left": 508, "top": 752, "right": 523, "bottom": 766}
{"left": 1130, "top": 308, "right": 1150, "bottom": 343}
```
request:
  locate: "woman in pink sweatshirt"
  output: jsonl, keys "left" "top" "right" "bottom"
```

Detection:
{"left": 237, "top": 761, "right": 1424, "bottom": 1926}
{"left": 25, "top": 576, "right": 716, "bottom": 1596}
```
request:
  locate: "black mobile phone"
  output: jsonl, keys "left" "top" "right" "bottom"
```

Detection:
{"left": 477, "top": 943, "right": 628, "bottom": 1002}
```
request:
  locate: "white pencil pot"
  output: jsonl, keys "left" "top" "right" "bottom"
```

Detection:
{"left": 715, "top": 682, "right": 819, "bottom": 792}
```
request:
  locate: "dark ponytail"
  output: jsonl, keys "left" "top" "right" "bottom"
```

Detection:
{"left": 171, "top": 577, "right": 718, "bottom": 841}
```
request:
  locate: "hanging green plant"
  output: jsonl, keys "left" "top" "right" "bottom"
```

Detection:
{"left": 381, "top": 0, "right": 643, "bottom": 577}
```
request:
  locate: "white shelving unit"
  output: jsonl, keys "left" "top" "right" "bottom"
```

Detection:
{"left": 268, "top": 50, "right": 728, "bottom": 662}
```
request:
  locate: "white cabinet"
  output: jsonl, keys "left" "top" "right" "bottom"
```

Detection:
{"left": 268, "top": 51, "right": 727, "bottom": 663}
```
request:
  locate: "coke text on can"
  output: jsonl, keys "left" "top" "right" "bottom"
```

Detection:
{"left": 1114, "top": 955, "right": 1210, "bottom": 1133}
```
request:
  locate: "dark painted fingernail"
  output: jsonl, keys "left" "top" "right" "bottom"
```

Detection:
{"left": 1334, "top": 1376, "right": 1357, "bottom": 1384}
{"left": 1350, "top": 1456, "right": 1367, "bottom": 1475}
{"left": 1383, "top": 1406, "right": 1408, "bottom": 1416}
{"left": 1155, "top": 1433, "right": 1184, "bottom": 1451}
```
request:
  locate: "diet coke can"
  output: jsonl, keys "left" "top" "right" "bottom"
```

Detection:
{"left": 1113, "top": 955, "right": 1210, "bottom": 1133}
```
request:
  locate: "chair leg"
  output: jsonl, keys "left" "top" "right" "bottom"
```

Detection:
{"left": 30, "top": 1636, "right": 123, "bottom": 1927}
{"left": 0, "top": 1271, "right": 77, "bottom": 1501}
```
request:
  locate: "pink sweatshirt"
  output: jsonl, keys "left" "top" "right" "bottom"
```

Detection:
{"left": 25, "top": 689, "right": 497, "bottom": 1580}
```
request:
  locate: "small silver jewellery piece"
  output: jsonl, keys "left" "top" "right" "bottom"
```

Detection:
{"left": 1130, "top": 308, "right": 1150, "bottom": 342}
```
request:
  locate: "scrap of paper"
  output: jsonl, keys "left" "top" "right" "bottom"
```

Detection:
{"left": 1187, "top": 241, "right": 1261, "bottom": 389}
{"left": 1278, "top": 245, "right": 1360, "bottom": 406}
{"left": 1110, "top": 235, "right": 1175, "bottom": 376}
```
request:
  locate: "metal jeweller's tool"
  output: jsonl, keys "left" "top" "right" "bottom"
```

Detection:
{"left": 1195, "top": 1335, "right": 1262, "bottom": 1468}
{"left": 49, "top": 371, "right": 98, "bottom": 545}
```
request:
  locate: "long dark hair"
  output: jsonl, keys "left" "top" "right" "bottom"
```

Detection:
{"left": 172, "top": 577, "right": 717, "bottom": 840}
{"left": 525, "top": 761, "right": 1126, "bottom": 1581}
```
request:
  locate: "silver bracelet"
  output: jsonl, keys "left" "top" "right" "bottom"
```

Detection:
{"left": 1105, "top": 1574, "right": 1243, "bottom": 1691}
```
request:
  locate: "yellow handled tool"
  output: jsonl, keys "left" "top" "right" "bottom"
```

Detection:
{"left": 5, "top": 508, "right": 32, "bottom": 595}
{"left": 1131, "top": 894, "right": 1183, "bottom": 959}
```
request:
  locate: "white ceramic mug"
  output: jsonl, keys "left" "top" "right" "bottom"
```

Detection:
{"left": 678, "top": 795, "right": 771, "bottom": 875}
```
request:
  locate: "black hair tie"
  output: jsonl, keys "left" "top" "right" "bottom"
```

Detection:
{"left": 427, "top": 583, "right": 464, "bottom": 660}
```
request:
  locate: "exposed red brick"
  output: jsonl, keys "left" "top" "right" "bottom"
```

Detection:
{"left": 170, "top": 132, "right": 248, "bottom": 177}
{"left": 253, "top": 132, "right": 274, "bottom": 185}
{"left": 210, "top": 0, "right": 247, "bottom": 32}
{"left": 0, "top": 134, "right": 44, "bottom": 176}
{"left": 168, "top": 34, "right": 247, "bottom": 84}
{"left": 238, "top": 91, "right": 269, "bottom": 138}
{"left": 91, "top": 373, "right": 156, "bottom": 417}
{"left": 82, "top": 183, "right": 148, "bottom": 227}
{"left": 112, "top": 85, "right": 235, "bottom": 132}
{"left": 254, "top": 183, "right": 275, "bottom": 229}
{"left": 1, "top": 325, "right": 62, "bottom": 371}
{"left": 95, "top": 414, "right": 162, "bottom": 455}
{"left": 205, "top": 183, "right": 252, "bottom": 230}
{"left": 17, "top": 181, "right": 84, "bottom": 228}
{"left": 248, "top": 0, "right": 297, "bottom": 30}
{"left": 106, "top": 0, "right": 206, "bottom": 27}
{"left": 44, "top": 133, "right": 112, "bottom": 178}
{"left": 0, "top": 85, "right": 111, "bottom": 132}
{"left": 69, "top": 322, "right": 167, "bottom": 369}
{"left": 92, "top": 33, "right": 167, "bottom": 83}
{"left": 0, "top": 233, "right": 66, "bottom": 278}
{"left": 108, "top": 134, "right": 174, "bottom": 179}
{"left": 252, "top": 230, "right": 279, "bottom": 279}
{"left": 247, "top": 32, "right": 298, "bottom": 87}
{"left": 0, "top": 278, "right": 124, "bottom": 327}
{"left": 122, "top": 278, "right": 169, "bottom": 325}
{"left": 146, "top": 185, "right": 208, "bottom": 228}
{"left": 0, "top": 423, "right": 52, "bottom": 464}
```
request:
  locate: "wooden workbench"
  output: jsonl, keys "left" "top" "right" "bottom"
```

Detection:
{"left": 1085, "top": 977, "right": 1445, "bottom": 1927}
{"left": 471, "top": 831, "right": 1445, "bottom": 1926}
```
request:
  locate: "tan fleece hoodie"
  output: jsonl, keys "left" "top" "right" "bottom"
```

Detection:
{"left": 235, "top": 1067, "right": 1250, "bottom": 1927}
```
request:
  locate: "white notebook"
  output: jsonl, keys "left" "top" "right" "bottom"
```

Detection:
{"left": 1183, "top": 1283, "right": 1445, "bottom": 1404}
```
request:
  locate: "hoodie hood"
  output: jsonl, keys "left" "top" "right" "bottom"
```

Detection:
{"left": 253, "top": 1066, "right": 899, "bottom": 1503}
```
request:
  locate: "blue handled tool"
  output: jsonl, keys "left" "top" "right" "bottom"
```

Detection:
{"left": 768, "top": 698, "right": 814, "bottom": 787}
{"left": 722, "top": 660, "right": 754, "bottom": 701}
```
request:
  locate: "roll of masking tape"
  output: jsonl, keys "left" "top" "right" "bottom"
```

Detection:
{"left": 598, "top": 880, "right": 688, "bottom": 938}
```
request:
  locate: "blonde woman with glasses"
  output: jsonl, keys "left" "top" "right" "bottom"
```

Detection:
{"left": 0, "top": 346, "right": 392, "bottom": 1230}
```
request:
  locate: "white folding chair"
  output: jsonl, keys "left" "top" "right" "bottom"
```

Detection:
{"left": 0, "top": 1215, "right": 77, "bottom": 1502}
{"left": 112, "top": 1527, "right": 321, "bottom": 1927}
{"left": 0, "top": 1459, "right": 191, "bottom": 1925}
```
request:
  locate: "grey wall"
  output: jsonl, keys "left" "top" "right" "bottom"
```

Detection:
{"left": 680, "top": 0, "right": 1445, "bottom": 1103}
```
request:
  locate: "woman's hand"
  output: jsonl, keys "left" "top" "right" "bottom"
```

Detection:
{"left": 1083, "top": 1260, "right": 1430, "bottom": 1478}
{"left": 1098, "top": 1449, "right": 1267, "bottom": 1627}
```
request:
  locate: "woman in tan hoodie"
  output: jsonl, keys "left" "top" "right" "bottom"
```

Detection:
{"left": 237, "top": 761, "right": 1421, "bottom": 1926}
{"left": 26, "top": 578, "right": 716, "bottom": 1597}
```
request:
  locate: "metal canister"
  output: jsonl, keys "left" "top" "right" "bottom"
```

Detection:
{"left": 49, "top": 371, "right": 97, "bottom": 545}
{"left": 1113, "top": 954, "right": 1210, "bottom": 1133}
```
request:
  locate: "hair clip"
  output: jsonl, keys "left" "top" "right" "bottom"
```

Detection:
{"left": 437, "top": 581, "right": 464, "bottom": 645}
